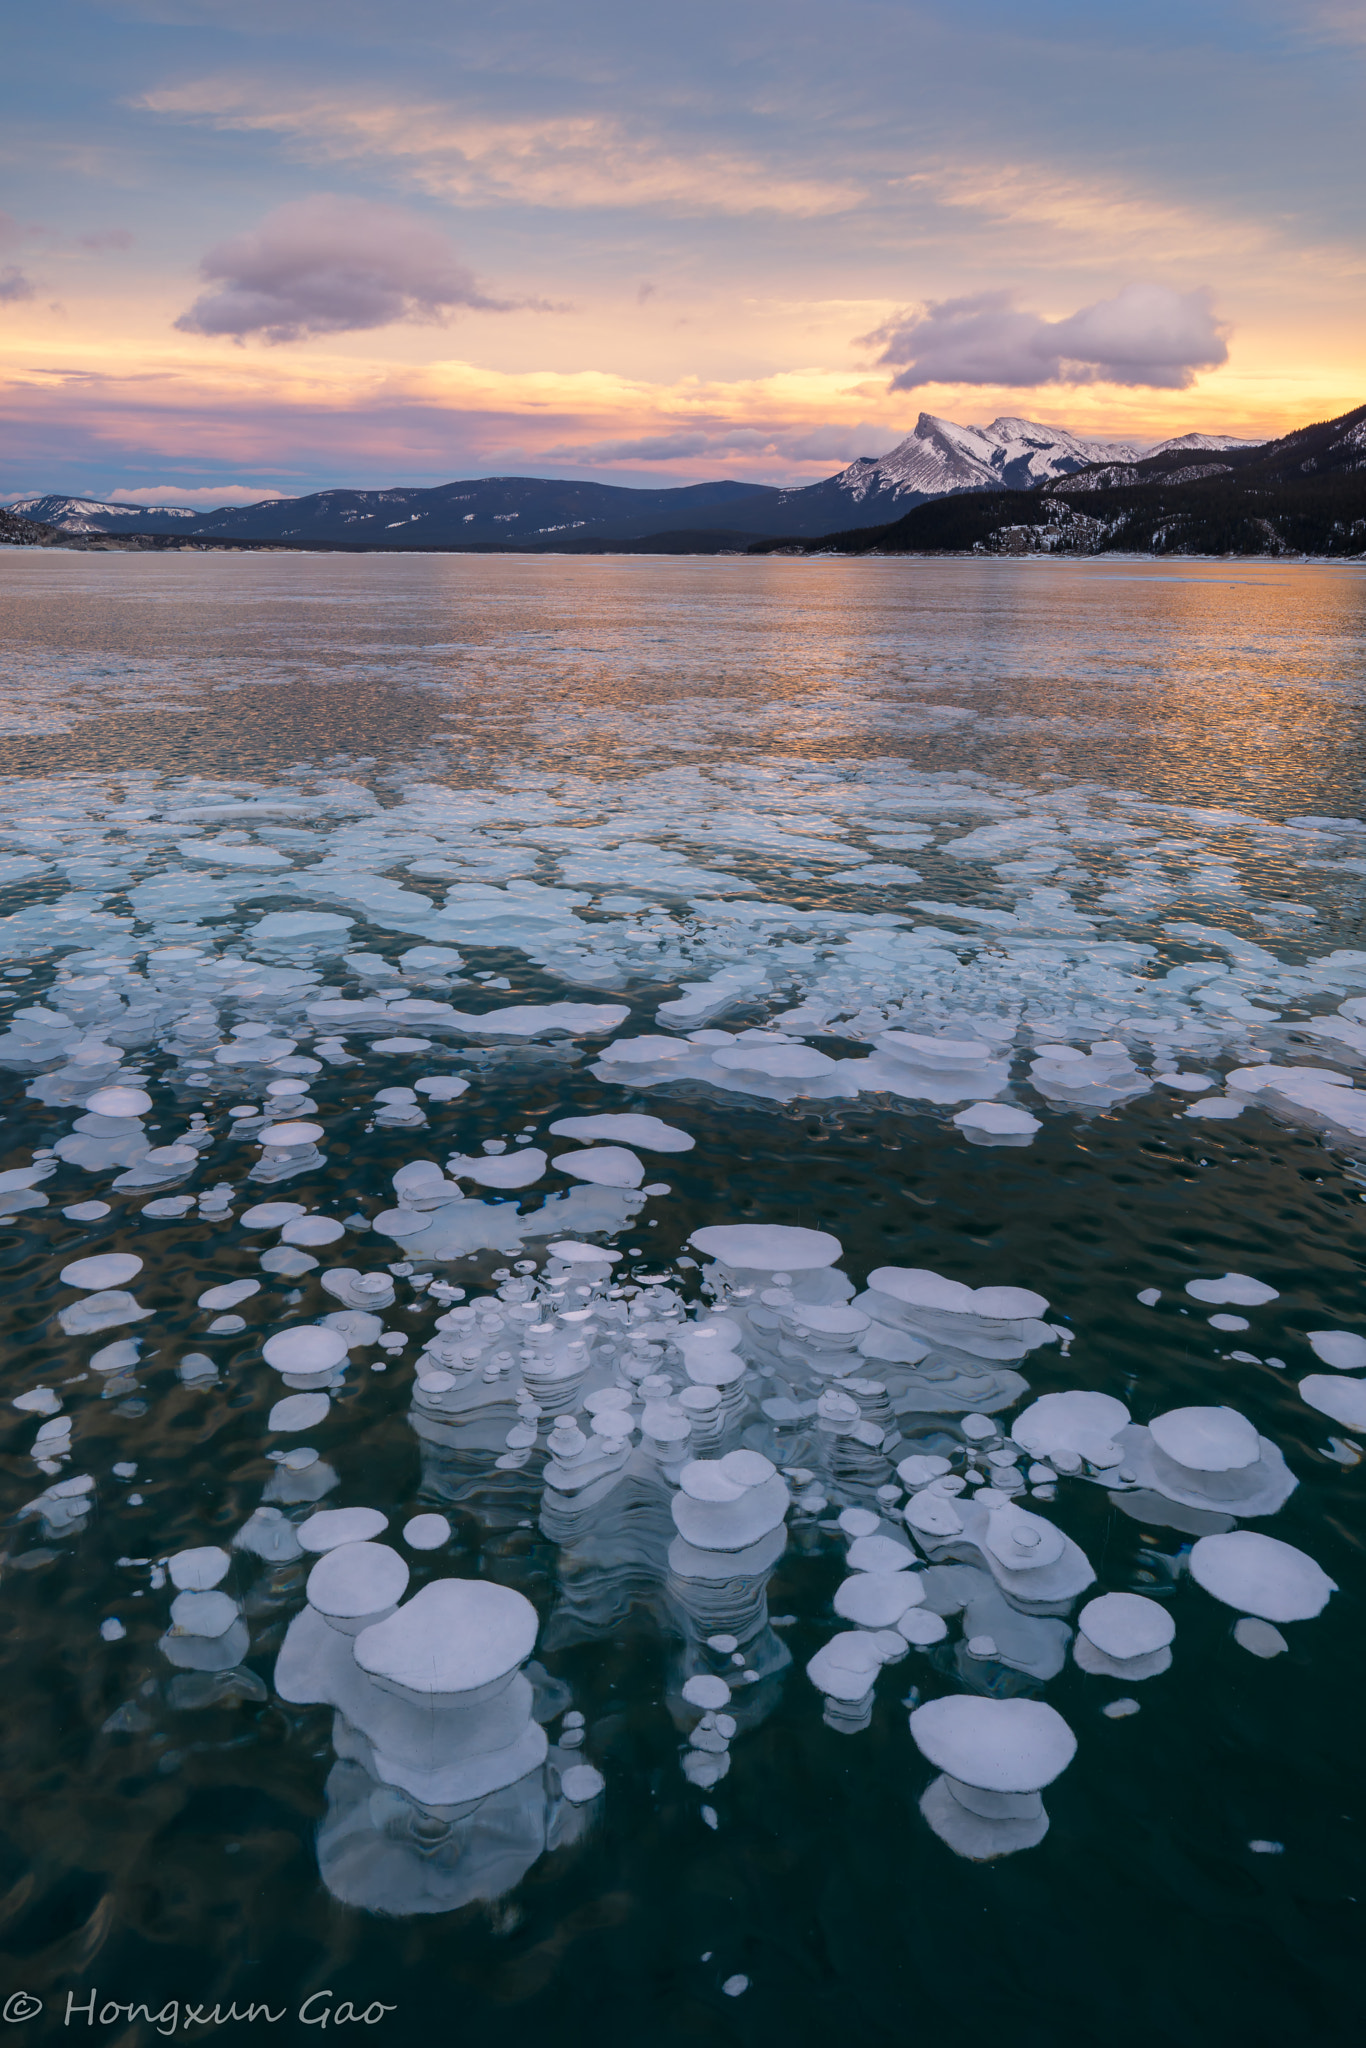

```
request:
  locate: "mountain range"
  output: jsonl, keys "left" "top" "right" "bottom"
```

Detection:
{"left": 6, "top": 414, "right": 1265, "bottom": 550}
{"left": 748, "top": 403, "right": 1366, "bottom": 560}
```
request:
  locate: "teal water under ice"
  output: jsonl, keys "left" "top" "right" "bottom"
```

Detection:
{"left": 0, "top": 551, "right": 1365, "bottom": 2046}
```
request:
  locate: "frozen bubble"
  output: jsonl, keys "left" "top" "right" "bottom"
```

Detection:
{"left": 402, "top": 1513, "right": 450, "bottom": 1551}
{"left": 835, "top": 1573, "right": 926, "bottom": 1626}
{"left": 307, "top": 1541, "right": 409, "bottom": 1623}
{"left": 241, "top": 1202, "right": 307, "bottom": 1229}
{"left": 561, "top": 1764, "right": 605, "bottom": 1805}
{"left": 1078, "top": 1592, "right": 1174, "bottom": 1660}
{"left": 100, "top": 1618, "right": 126, "bottom": 1643}
{"left": 372, "top": 1037, "right": 432, "bottom": 1052}
{"left": 169, "top": 1546, "right": 231, "bottom": 1591}
{"left": 683, "top": 1674, "right": 732, "bottom": 1709}
{"left": 1102, "top": 1698, "right": 1141, "bottom": 1719}
{"left": 1149, "top": 1405, "right": 1260, "bottom": 1473}
{"left": 413, "top": 1076, "right": 469, "bottom": 1100}
{"left": 897, "top": 1454, "right": 952, "bottom": 1488}
{"left": 909, "top": 1695, "right": 1076, "bottom": 1793}
{"left": 198, "top": 1279, "right": 260, "bottom": 1311}
{"left": 1248, "top": 1840, "right": 1284, "bottom": 1855}
{"left": 281, "top": 1215, "right": 346, "bottom": 1247}
{"left": 838, "top": 1508, "right": 882, "bottom": 1538}
{"left": 718, "top": 1449, "right": 776, "bottom": 1487}
{"left": 1234, "top": 1616, "right": 1289, "bottom": 1658}
{"left": 169, "top": 1589, "right": 239, "bottom": 1639}
{"left": 354, "top": 1578, "right": 538, "bottom": 1695}
{"left": 1305, "top": 1330, "right": 1366, "bottom": 1372}
{"left": 1137, "top": 1288, "right": 1161, "bottom": 1307}
{"left": 268, "top": 1392, "right": 331, "bottom": 1432}
{"left": 448, "top": 1148, "right": 546, "bottom": 1188}
{"left": 60, "top": 1253, "right": 142, "bottom": 1291}
{"left": 550, "top": 1113, "right": 694, "bottom": 1152}
{"left": 298, "top": 1506, "right": 389, "bottom": 1552}
{"left": 952, "top": 1101, "right": 1040, "bottom": 1139}
{"left": 262, "top": 1327, "right": 348, "bottom": 1377}
{"left": 689, "top": 1224, "right": 842, "bottom": 1271}
{"left": 847, "top": 1532, "right": 915, "bottom": 1573}
{"left": 553, "top": 1146, "right": 645, "bottom": 1189}
{"left": 64, "top": 1201, "right": 111, "bottom": 1222}
{"left": 721, "top": 1976, "right": 749, "bottom": 1998}
{"left": 1186, "top": 1274, "right": 1279, "bottom": 1307}
{"left": 1190, "top": 1531, "right": 1336, "bottom": 1621}
{"left": 1209, "top": 1314, "right": 1250, "bottom": 1332}
{"left": 546, "top": 1240, "right": 622, "bottom": 1265}
{"left": 86, "top": 1086, "right": 151, "bottom": 1117}
{"left": 897, "top": 1607, "right": 949, "bottom": 1646}
{"left": 257, "top": 1122, "right": 323, "bottom": 1149}
{"left": 962, "top": 1414, "right": 996, "bottom": 1442}
{"left": 1299, "top": 1374, "right": 1366, "bottom": 1431}
{"left": 1012, "top": 1390, "right": 1131, "bottom": 1460}
{"left": 806, "top": 1631, "right": 884, "bottom": 1701}
{"left": 680, "top": 1462, "right": 747, "bottom": 1503}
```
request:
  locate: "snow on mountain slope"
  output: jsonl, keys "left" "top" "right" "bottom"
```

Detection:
{"left": 822, "top": 412, "right": 1149, "bottom": 508}
{"left": 1142, "top": 433, "right": 1267, "bottom": 456}
{"left": 8, "top": 496, "right": 201, "bottom": 533}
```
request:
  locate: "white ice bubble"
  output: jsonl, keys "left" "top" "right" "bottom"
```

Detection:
{"left": 60, "top": 1253, "right": 142, "bottom": 1290}
{"left": 689, "top": 1224, "right": 842, "bottom": 1271}
{"left": 1149, "top": 1406, "right": 1260, "bottom": 1473}
{"left": 168, "top": 1546, "right": 231, "bottom": 1592}
{"left": 241, "top": 1201, "right": 308, "bottom": 1230}
{"left": 552, "top": 1146, "right": 645, "bottom": 1189}
{"left": 86, "top": 1086, "right": 151, "bottom": 1117}
{"left": 262, "top": 1327, "right": 349, "bottom": 1378}
{"left": 198, "top": 1279, "right": 261, "bottom": 1311}
{"left": 281, "top": 1215, "right": 346, "bottom": 1247}
{"left": 682, "top": 1674, "right": 732, "bottom": 1709}
{"left": 402, "top": 1513, "right": 450, "bottom": 1551}
{"left": 549, "top": 1113, "right": 694, "bottom": 1152}
{"left": 269, "top": 1391, "right": 331, "bottom": 1432}
{"left": 1299, "top": 1374, "right": 1366, "bottom": 1430}
{"left": 1305, "top": 1330, "right": 1366, "bottom": 1372}
{"left": 1190, "top": 1531, "right": 1336, "bottom": 1622}
{"left": 561, "top": 1763, "right": 605, "bottom": 1805}
{"left": 1077, "top": 1592, "right": 1174, "bottom": 1660}
{"left": 909, "top": 1695, "right": 1077, "bottom": 1793}
{"left": 1234, "top": 1616, "right": 1289, "bottom": 1658}
{"left": 298, "top": 1506, "right": 389, "bottom": 1552}
{"left": 1186, "top": 1274, "right": 1279, "bottom": 1307}
{"left": 354, "top": 1578, "right": 538, "bottom": 1695}
{"left": 306, "top": 1542, "right": 409, "bottom": 1626}
{"left": 169, "top": 1589, "right": 239, "bottom": 1638}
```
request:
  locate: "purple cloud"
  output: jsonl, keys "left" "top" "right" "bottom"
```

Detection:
{"left": 866, "top": 284, "right": 1229, "bottom": 391}
{"left": 175, "top": 193, "right": 506, "bottom": 343}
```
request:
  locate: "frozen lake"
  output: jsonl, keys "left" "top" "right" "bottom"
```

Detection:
{"left": 1, "top": 549, "right": 1364, "bottom": 2044}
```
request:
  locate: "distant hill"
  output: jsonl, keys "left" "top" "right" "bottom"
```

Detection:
{"left": 747, "top": 404, "right": 1366, "bottom": 560}
{"left": 7, "top": 414, "right": 1268, "bottom": 551}
{"left": 8, "top": 495, "right": 202, "bottom": 535}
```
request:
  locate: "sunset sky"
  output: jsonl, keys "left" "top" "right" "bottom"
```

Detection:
{"left": 3, "top": 0, "right": 1364, "bottom": 503}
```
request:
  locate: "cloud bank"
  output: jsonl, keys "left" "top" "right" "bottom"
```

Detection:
{"left": 175, "top": 193, "right": 504, "bottom": 342}
{"left": 867, "top": 284, "right": 1229, "bottom": 391}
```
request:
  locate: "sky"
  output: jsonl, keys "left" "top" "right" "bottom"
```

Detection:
{"left": 2, "top": 0, "right": 1364, "bottom": 503}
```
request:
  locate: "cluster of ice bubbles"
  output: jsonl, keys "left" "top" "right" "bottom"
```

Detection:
{"left": 6, "top": 761, "right": 1366, "bottom": 1172}
{"left": 4, "top": 758, "right": 1366, "bottom": 1923}
{"left": 19, "top": 1177, "right": 1352, "bottom": 1898}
